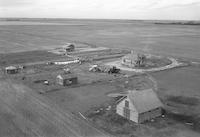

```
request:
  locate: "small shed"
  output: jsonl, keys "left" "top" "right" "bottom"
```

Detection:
{"left": 116, "top": 89, "right": 163, "bottom": 123}
{"left": 5, "top": 66, "right": 18, "bottom": 74}
{"left": 56, "top": 74, "right": 78, "bottom": 86}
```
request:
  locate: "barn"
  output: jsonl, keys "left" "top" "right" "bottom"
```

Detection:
{"left": 116, "top": 89, "right": 163, "bottom": 123}
{"left": 56, "top": 74, "right": 78, "bottom": 86}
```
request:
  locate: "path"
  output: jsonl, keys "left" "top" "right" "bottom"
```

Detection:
{"left": 105, "top": 57, "right": 184, "bottom": 73}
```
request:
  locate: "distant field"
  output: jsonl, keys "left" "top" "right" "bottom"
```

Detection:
{"left": 0, "top": 50, "right": 61, "bottom": 66}
{"left": 0, "top": 21, "right": 86, "bottom": 26}
{"left": 0, "top": 19, "right": 200, "bottom": 60}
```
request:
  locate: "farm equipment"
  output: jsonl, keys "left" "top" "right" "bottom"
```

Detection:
{"left": 108, "top": 66, "right": 120, "bottom": 74}
{"left": 63, "top": 68, "right": 71, "bottom": 74}
{"left": 89, "top": 64, "right": 120, "bottom": 74}
{"left": 89, "top": 65, "right": 102, "bottom": 72}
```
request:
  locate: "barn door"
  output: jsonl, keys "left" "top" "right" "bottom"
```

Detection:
{"left": 124, "top": 107, "right": 130, "bottom": 119}
{"left": 124, "top": 100, "right": 130, "bottom": 119}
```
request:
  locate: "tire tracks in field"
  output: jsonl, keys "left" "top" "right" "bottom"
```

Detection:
{"left": 145, "top": 73, "right": 158, "bottom": 91}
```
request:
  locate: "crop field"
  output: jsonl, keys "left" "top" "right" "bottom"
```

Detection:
{"left": 0, "top": 50, "right": 63, "bottom": 66}
{"left": 0, "top": 19, "right": 200, "bottom": 60}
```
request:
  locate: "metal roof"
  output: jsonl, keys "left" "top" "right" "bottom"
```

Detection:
{"left": 5, "top": 66, "right": 17, "bottom": 70}
{"left": 128, "top": 89, "right": 163, "bottom": 113}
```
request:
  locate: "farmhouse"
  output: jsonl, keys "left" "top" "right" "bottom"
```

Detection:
{"left": 116, "top": 89, "right": 163, "bottom": 123}
{"left": 121, "top": 51, "right": 146, "bottom": 68}
{"left": 56, "top": 74, "right": 78, "bottom": 86}
{"left": 5, "top": 66, "right": 18, "bottom": 74}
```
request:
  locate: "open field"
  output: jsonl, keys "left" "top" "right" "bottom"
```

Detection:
{"left": 84, "top": 65, "right": 200, "bottom": 137}
{"left": 5, "top": 60, "right": 153, "bottom": 113}
{"left": 0, "top": 79, "right": 110, "bottom": 137}
{"left": 0, "top": 19, "right": 200, "bottom": 137}
{"left": 151, "top": 66, "right": 200, "bottom": 115}
{"left": 0, "top": 50, "right": 64, "bottom": 66}
{"left": 0, "top": 48, "right": 199, "bottom": 137}
{"left": 0, "top": 19, "right": 200, "bottom": 60}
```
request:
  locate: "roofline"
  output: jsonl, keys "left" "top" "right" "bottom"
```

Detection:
{"left": 115, "top": 96, "right": 127, "bottom": 105}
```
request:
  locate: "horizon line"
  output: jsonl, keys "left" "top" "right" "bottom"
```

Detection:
{"left": 0, "top": 17, "right": 200, "bottom": 22}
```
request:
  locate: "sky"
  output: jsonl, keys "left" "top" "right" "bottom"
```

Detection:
{"left": 0, "top": 0, "right": 200, "bottom": 20}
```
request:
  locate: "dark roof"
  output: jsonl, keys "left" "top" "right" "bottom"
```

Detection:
{"left": 128, "top": 89, "right": 163, "bottom": 113}
{"left": 63, "top": 43, "right": 75, "bottom": 49}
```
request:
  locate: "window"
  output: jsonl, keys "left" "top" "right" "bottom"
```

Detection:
{"left": 123, "top": 100, "right": 130, "bottom": 119}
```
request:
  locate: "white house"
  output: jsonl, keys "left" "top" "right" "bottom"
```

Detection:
{"left": 121, "top": 51, "right": 146, "bottom": 68}
{"left": 116, "top": 89, "right": 163, "bottom": 123}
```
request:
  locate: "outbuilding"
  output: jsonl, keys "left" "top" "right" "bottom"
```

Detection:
{"left": 116, "top": 89, "right": 163, "bottom": 123}
{"left": 5, "top": 66, "right": 18, "bottom": 74}
{"left": 56, "top": 74, "right": 78, "bottom": 86}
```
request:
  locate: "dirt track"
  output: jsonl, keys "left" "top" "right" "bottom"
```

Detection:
{"left": 0, "top": 79, "right": 110, "bottom": 137}
{"left": 105, "top": 57, "right": 184, "bottom": 73}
